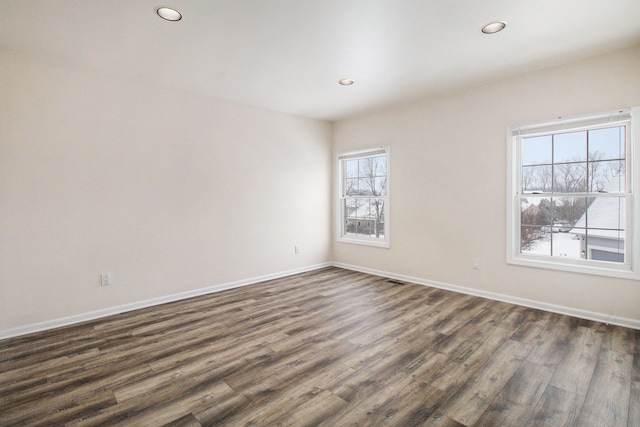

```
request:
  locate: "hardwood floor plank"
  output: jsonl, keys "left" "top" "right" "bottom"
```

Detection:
{"left": 0, "top": 267, "right": 637, "bottom": 426}
{"left": 602, "top": 324, "right": 636, "bottom": 354}
{"left": 320, "top": 351, "right": 448, "bottom": 426}
{"left": 226, "top": 380, "right": 348, "bottom": 426}
{"left": 323, "top": 382, "right": 445, "bottom": 426}
{"left": 526, "top": 319, "right": 572, "bottom": 368}
{"left": 530, "top": 385, "right": 585, "bottom": 426}
{"left": 509, "top": 308, "right": 557, "bottom": 346}
{"left": 193, "top": 393, "right": 249, "bottom": 425}
{"left": 630, "top": 330, "right": 640, "bottom": 427}
{"left": 548, "top": 325, "right": 604, "bottom": 395}
{"left": 225, "top": 339, "right": 355, "bottom": 398}
{"left": 17, "top": 391, "right": 118, "bottom": 427}
{"left": 475, "top": 360, "right": 554, "bottom": 425}
{"left": 421, "top": 413, "right": 466, "bottom": 427}
{"left": 429, "top": 326, "right": 514, "bottom": 393}
{"left": 464, "top": 301, "right": 514, "bottom": 332}
{"left": 275, "top": 389, "right": 348, "bottom": 426}
{"left": 67, "top": 375, "right": 235, "bottom": 426}
{"left": 164, "top": 412, "right": 203, "bottom": 427}
{"left": 438, "top": 339, "right": 532, "bottom": 426}
{"left": 1, "top": 364, "right": 154, "bottom": 425}
{"left": 0, "top": 326, "right": 101, "bottom": 372}
{"left": 113, "top": 357, "right": 243, "bottom": 403}
{"left": 577, "top": 349, "right": 633, "bottom": 426}
{"left": 432, "top": 296, "right": 489, "bottom": 336}
{"left": 629, "top": 379, "right": 640, "bottom": 427}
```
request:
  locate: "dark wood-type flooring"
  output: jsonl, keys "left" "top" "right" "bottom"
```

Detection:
{"left": 1, "top": 267, "right": 639, "bottom": 426}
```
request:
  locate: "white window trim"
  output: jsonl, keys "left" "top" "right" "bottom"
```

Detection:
{"left": 506, "top": 107, "right": 640, "bottom": 280}
{"left": 337, "top": 146, "right": 390, "bottom": 248}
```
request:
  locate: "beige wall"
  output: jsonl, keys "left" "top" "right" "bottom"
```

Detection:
{"left": 2, "top": 44, "right": 639, "bottom": 334}
{"left": 0, "top": 50, "right": 332, "bottom": 330}
{"left": 333, "top": 45, "right": 640, "bottom": 322}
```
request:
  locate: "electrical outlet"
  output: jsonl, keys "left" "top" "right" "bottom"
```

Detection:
{"left": 472, "top": 258, "right": 480, "bottom": 270}
{"left": 101, "top": 272, "right": 111, "bottom": 286}
{"left": 295, "top": 245, "right": 301, "bottom": 254}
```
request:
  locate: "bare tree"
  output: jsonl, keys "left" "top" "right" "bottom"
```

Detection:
{"left": 588, "top": 151, "right": 606, "bottom": 192}
{"left": 345, "top": 156, "right": 387, "bottom": 238}
{"left": 360, "top": 157, "right": 387, "bottom": 237}
{"left": 522, "top": 165, "right": 551, "bottom": 192}
{"left": 521, "top": 150, "right": 620, "bottom": 248}
{"left": 554, "top": 161, "right": 586, "bottom": 192}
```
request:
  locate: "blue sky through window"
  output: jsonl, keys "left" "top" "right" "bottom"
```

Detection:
{"left": 522, "top": 126, "right": 625, "bottom": 167}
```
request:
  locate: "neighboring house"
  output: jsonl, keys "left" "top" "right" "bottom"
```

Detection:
{"left": 521, "top": 198, "right": 554, "bottom": 227}
{"left": 571, "top": 175, "right": 625, "bottom": 262}
{"left": 344, "top": 200, "right": 384, "bottom": 237}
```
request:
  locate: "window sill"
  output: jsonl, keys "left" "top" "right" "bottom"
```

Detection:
{"left": 507, "top": 255, "right": 640, "bottom": 280}
{"left": 337, "top": 236, "right": 390, "bottom": 248}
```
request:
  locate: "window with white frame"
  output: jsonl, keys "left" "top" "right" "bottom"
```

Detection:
{"left": 507, "top": 108, "right": 640, "bottom": 279}
{"left": 338, "top": 147, "right": 389, "bottom": 247}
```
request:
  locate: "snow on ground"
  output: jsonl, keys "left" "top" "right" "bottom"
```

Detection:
{"left": 524, "top": 232, "right": 582, "bottom": 259}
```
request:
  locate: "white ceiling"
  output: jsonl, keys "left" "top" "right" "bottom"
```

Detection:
{"left": 2, "top": 0, "right": 640, "bottom": 121}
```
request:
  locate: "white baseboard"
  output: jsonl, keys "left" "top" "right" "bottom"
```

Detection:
{"left": 3, "top": 261, "right": 638, "bottom": 340}
{"left": 332, "top": 262, "right": 640, "bottom": 331}
{"left": 0, "top": 262, "right": 332, "bottom": 340}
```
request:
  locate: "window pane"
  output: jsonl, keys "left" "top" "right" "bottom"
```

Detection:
{"left": 551, "top": 196, "right": 587, "bottom": 260}
{"left": 573, "top": 196, "right": 625, "bottom": 264}
{"left": 364, "top": 198, "right": 385, "bottom": 238}
{"left": 520, "top": 197, "right": 552, "bottom": 255}
{"left": 521, "top": 226, "right": 551, "bottom": 255}
{"left": 551, "top": 227, "right": 582, "bottom": 259}
{"left": 373, "top": 177, "right": 387, "bottom": 196}
{"left": 343, "top": 197, "right": 385, "bottom": 239}
{"left": 345, "top": 178, "right": 358, "bottom": 196}
{"left": 522, "top": 135, "right": 552, "bottom": 166}
{"left": 344, "top": 198, "right": 360, "bottom": 217}
{"left": 358, "top": 178, "right": 372, "bottom": 195}
{"left": 522, "top": 197, "right": 575, "bottom": 257}
{"left": 344, "top": 198, "right": 363, "bottom": 236}
{"left": 588, "top": 126, "right": 625, "bottom": 161}
{"left": 587, "top": 160, "right": 625, "bottom": 192}
{"left": 585, "top": 228, "right": 625, "bottom": 263}
{"left": 345, "top": 155, "right": 388, "bottom": 196}
{"left": 521, "top": 197, "right": 553, "bottom": 227}
{"left": 553, "top": 162, "right": 586, "bottom": 192}
{"left": 358, "top": 156, "right": 386, "bottom": 179}
{"left": 554, "top": 131, "right": 586, "bottom": 163}
{"left": 555, "top": 196, "right": 587, "bottom": 227}
{"left": 370, "top": 155, "right": 387, "bottom": 176}
{"left": 586, "top": 197, "right": 624, "bottom": 230}
{"left": 522, "top": 165, "right": 552, "bottom": 192}
{"left": 345, "top": 159, "right": 359, "bottom": 177}
{"left": 520, "top": 219, "right": 584, "bottom": 260}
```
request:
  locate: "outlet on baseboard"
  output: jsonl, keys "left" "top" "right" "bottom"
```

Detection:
{"left": 101, "top": 272, "right": 111, "bottom": 286}
{"left": 295, "top": 245, "right": 301, "bottom": 254}
{"left": 472, "top": 258, "right": 480, "bottom": 270}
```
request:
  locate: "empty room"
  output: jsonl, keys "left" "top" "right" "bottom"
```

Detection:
{"left": 1, "top": 1, "right": 639, "bottom": 426}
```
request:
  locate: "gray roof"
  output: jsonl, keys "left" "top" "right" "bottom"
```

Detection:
{"left": 571, "top": 176, "right": 625, "bottom": 239}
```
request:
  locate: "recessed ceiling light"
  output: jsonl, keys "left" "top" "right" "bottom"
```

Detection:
{"left": 481, "top": 21, "right": 507, "bottom": 34}
{"left": 339, "top": 79, "right": 355, "bottom": 86}
{"left": 156, "top": 7, "right": 182, "bottom": 21}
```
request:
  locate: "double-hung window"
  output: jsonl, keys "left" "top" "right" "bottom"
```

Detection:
{"left": 507, "top": 108, "right": 640, "bottom": 279}
{"left": 338, "top": 147, "right": 389, "bottom": 247}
